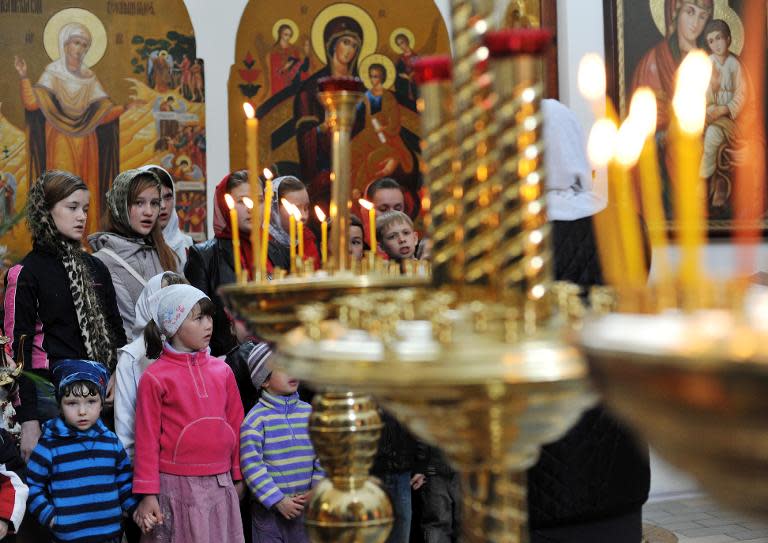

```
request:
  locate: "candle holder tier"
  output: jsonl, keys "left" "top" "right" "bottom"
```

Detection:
{"left": 578, "top": 304, "right": 768, "bottom": 519}
{"left": 218, "top": 274, "right": 429, "bottom": 342}
{"left": 276, "top": 294, "right": 596, "bottom": 542}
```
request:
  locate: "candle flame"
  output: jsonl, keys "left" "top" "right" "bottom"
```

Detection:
{"left": 577, "top": 53, "right": 606, "bottom": 102}
{"left": 263, "top": 168, "right": 273, "bottom": 180}
{"left": 615, "top": 119, "right": 646, "bottom": 167}
{"left": 587, "top": 119, "right": 618, "bottom": 167}
{"left": 291, "top": 207, "right": 302, "bottom": 221}
{"left": 281, "top": 198, "right": 295, "bottom": 214}
{"left": 224, "top": 193, "right": 236, "bottom": 210}
{"left": 628, "top": 87, "right": 657, "bottom": 138}
{"left": 243, "top": 102, "right": 255, "bottom": 119}
{"left": 673, "top": 50, "right": 712, "bottom": 135}
{"left": 358, "top": 198, "right": 374, "bottom": 211}
{"left": 242, "top": 197, "right": 254, "bottom": 210}
{"left": 314, "top": 205, "right": 326, "bottom": 222}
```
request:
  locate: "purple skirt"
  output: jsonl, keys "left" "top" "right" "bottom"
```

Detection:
{"left": 141, "top": 472, "right": 244, "bottom": 543}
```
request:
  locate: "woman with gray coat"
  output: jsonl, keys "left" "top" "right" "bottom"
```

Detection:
{"left": 89, "top": 168, "right": 180, "bottom": 340}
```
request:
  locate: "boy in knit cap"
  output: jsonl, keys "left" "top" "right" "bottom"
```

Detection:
{"left": 240, "top": 353, "right": 323, "bottom": 543}
{"left": 26, "top": 360, "right": 137, "bottom": 543}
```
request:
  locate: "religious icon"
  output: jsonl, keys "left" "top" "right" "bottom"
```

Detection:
{"left": 13, "top": 9, "right": 124, "bottom": 233}
{"left": 229, "top": 0, "right": 450, "bottom": 226}
{"left": 0, "top": 1, "right": 209, "bottom": 257}
{"left": 605, "top": 0, "right": 766, "bottom": 233}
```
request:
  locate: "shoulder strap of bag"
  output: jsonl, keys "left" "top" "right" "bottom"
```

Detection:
{"left": 100, "top": 248, "right": 148, "bottom": 287}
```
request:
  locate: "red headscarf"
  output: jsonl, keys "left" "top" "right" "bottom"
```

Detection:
{"left": 213, "top": 174, "right": 257, "bottom": 278}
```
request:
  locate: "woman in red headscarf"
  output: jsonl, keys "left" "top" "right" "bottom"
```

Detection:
{"left": 184, "top": 171, "right": 278, "bottom": 356}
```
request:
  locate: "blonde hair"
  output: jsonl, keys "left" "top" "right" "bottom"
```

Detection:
{"left": 376, "top": 210, "right": 413, "bottom": 240}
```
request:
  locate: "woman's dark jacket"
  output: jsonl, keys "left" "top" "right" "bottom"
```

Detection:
{"left": 371, "top": 410, "right": 419, "bottom": 476}
{"left": 3, "top": 245, "right": 127, "bottom": 422}
{"left": 527, "top": 216, "right": 650, "bottom": 529}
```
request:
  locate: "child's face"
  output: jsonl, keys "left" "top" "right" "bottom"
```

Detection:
{"left": 372, "top": 188, "right": 404, "bottom": 214}
{"left": 706, "top": 30, "right": 730, "bottom": 57}
{"left": 381, "top": 220, "right": 418, "bottom": 260}
{"left": 279, "top": 189, "right": 310, "bottom": 230}
{"left": 350, "top": 225, "right": 364, "bottom": 259}
{"left": 263, "top": 369, "right": 299, "bottom": 396}
{"left": 171, "top": 304, "right": 213, "bottom": 353}
{"left": 61, "top": 391, "right": 102, "bottom": 431}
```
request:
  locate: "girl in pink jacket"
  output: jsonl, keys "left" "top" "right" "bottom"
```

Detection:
{"left": 132, "top": 285, "right": 245, "bottom": 542}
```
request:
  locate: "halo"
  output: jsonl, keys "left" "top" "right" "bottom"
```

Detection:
{"left": 43, "top": 8, "right": 108, "bottom": 67}
{"left": 359, "top": 54, "right": 397, "bottom": 90}
{"left": 389, "top": 27, "right": 416, "bottom": 54}
{"left": 311, "top": 3, "right": 377, "bottom": 65}
{"left": 272, "top": 18, "right": 300, "bottom": 44}
{"left": 650, "top": 0, "right": 744, "bottom": 54}
{"left": 176, "top": 154, "right": 191, "bottom": 166}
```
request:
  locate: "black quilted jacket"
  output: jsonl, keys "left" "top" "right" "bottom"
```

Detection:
{"left": 527, "top": 216, "right": 651, "bottom": 529}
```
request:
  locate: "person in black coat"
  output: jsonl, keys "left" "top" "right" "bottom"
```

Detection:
{"left": 526, "top": 100, "right": 650, "bottom": 543}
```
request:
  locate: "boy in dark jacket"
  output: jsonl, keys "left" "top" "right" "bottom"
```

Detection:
{"left": 26, "top": 360, "right": 136, "bottom": 543}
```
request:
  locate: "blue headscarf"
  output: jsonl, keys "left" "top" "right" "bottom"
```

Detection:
{"left": 52, "top": 359, "right": 110, "bottom": 399}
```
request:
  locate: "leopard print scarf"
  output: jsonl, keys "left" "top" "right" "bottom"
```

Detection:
{"left": 27, "top": 174, "right": 116, "bottom": 369}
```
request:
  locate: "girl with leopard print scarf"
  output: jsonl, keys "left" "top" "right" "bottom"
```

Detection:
{"left": 3, "top": 170, "right": 126, "bottom": 462}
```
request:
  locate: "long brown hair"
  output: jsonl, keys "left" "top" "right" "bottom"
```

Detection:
{"left": 42, "top": 170, "right": 89, "bottom": 211}
{"left": 103, "top": 174, "right": 178, "bottom": 271}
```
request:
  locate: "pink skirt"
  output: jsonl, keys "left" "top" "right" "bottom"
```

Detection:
{"left": 141, "top": 472, "right": 244, "bottom": 543}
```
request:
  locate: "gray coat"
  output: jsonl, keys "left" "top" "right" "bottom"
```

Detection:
{"left": 89, "top": 232, "right": 176, "bottom": 341}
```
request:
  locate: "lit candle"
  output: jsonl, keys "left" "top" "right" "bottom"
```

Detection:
{"left": 282, "top": 199, "right": 296, "bottom": 274}
{"left": 243, "top": 103, "right": 261, "bottom": 280}
{"left": 358, "top": 198, "right": 376, "bottom": 252}
{"left": 672, "top": 51, "right": 711, "bottom": 291}
{"left": 261, "top": 168, "right": 273, "bottom": 274}
{"left": 315, "top": 206, "right": 328, "bottom": 268}
{"left": 294, "top": 207, "right": 304, "bottom": 261}
{"left": 224, "top": 193, "right": 242, "bottom": 282}
{"left": 630, "top": 88, "right": 672, "bottom": 289}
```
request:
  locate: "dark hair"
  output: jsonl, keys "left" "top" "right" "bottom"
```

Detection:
{"left": 704, "top": 19, "right": 731, "bottom": 44}
{"left": 350, "top": 213, "right": 363, "bottom": 229}
{"left": 395, "top": 33, "right": 409, "bottom": 45}
{"left": 42, "top": 170, "right": 89, "bottom": 211}
{"left": 275, "top": 24, "right": 293, "bottom": 44}
{"left": 369, "top": 63, "right": 387, "bottom": 80}
{"left": 59, "top": 380, "right": 101, "bottom": 403}
{"left": 227, "top": 170, "right": 249, "bottom": 193}
{"left": 366, "top": 177, "right": 402, "bottom": 200}
{"left": 277, "top": 176, "right": 307, "bottom": 201}
{"left": 144, "top": 166, "right": 174, "bottom": 191}
{"left": 144, "top": 298, "right": 216, "bottom": 359}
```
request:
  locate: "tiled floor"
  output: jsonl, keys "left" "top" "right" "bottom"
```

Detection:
{"left": 643, "top": 496, "right": 768, "bottom": 543}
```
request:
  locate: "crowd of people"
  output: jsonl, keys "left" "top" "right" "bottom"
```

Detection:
{"left": 0, "top": 99, "right": 651, "bottom": 543}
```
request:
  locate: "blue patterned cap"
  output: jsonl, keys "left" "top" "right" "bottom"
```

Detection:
{"left": 52, "top": 359, "right": 110, "bottom": 399}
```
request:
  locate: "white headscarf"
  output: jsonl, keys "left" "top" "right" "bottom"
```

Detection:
{"left": 542, "top": 99, "right": 606, "bottom": 221}
{"left": 36, "top": 22, "right": 109, "bottom": 118}
{"left": 140, "top": 165, "right": 193, "bottom": 266}
{"left": 152, "top": 284, "right": 207, "bottom": 338}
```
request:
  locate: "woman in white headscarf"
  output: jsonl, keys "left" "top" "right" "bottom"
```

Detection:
{"left": 527, "top": 100, "right": 650, "bottom": 543}
{"left": 141, "top": 165, "right": 194, "bottom": 267}
{"left": 14, "top": 22, "right": 127, "bottom": 233}
{"left": 113, "top": 271, "right": 186, "bottom": 461}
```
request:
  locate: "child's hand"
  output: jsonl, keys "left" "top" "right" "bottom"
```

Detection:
{"left": 0, "top": 518, "right": 9, "bottom": 539}
{"left": 275, "top": 496, "right": 304, "bottom": 520}
{"left": 234, "top": 480, "right": 246, "bottom": 501}
{"left": 135, "top": 495, "right": 164, "bottom": 534}
{"left": 411, "top": 473, "right": 426, "bottom": 490}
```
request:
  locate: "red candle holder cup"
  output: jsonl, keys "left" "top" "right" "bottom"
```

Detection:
{"left": 318, "top": 76, "right": 365, "bottom": 93}
{"left": 484, "top": 28, "right": 554, "bottom": 57}
{"left": 413, "top": 55, "right": 453, "bottom": 85}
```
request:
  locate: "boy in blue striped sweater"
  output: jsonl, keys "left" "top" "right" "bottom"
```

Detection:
{"left": 27, "top": 360, "right": 137, "bottom": 543}
{"left": 240, "top": 351, "right": 323, "bottom": 543}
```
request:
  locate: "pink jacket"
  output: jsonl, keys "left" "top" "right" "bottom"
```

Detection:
{"left": 133, "top": 345, "right": 244, "bottom": 494}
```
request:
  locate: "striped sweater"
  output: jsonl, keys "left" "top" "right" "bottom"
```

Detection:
{"left": 240, "top": 391, "right": 324, "bottom": 508}
{"left": 27, "top": 417, "right": 138, "bottom": 543}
